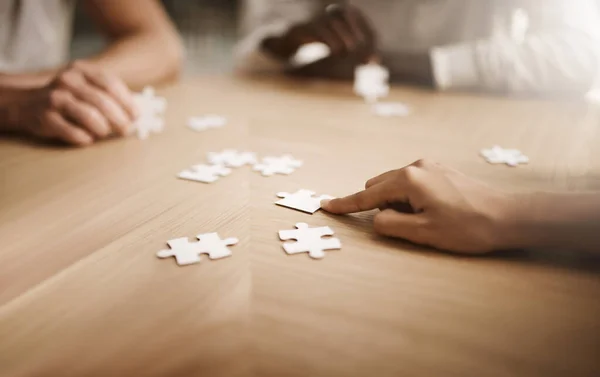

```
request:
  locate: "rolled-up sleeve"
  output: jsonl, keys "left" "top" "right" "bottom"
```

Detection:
{"left": 431, "top": 0, "right": 600, "bottom": 95}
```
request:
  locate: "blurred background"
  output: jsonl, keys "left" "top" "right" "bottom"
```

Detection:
{"left": 71, "top": 0, "right": 238, "bottom": 76}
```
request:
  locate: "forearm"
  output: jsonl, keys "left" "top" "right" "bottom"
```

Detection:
{"left": 502, "top": 192, "right": 600, "bottom": 252}
{"left": 86, "top": 32, "right": 183, "bottom": 90}
{"left": 0, "top": 71, "right": 56, "bottom": 89}
{"left": 0, "top": 87, "right": 37, "bottom": 131}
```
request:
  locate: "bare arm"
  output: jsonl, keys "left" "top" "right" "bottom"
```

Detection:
{"left": 0, "top": 0, "right": 183, "bottom": 90}
{"left": 82, "top": 0, "right": 184, "bottom": 89}
{"left": 506, "top": 192, "right": 600, "bottom": 252}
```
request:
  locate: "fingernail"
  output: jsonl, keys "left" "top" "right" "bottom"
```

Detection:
{"left": 320, "top": 199, "right": 331, "bottom": 209}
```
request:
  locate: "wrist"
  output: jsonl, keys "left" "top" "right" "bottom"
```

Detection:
{"left": 0, "top": 87, "right": 41, "bottom": 132}
{"left": 490, "top": 192, "right": 540, "bottom": 250}
{"left": 0, "top": 72, "right": 53, "bottom": 89}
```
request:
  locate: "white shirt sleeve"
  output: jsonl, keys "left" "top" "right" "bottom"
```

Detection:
{"left": 430, "top": 0, "right": 600, "bottom": 95}
{"left": 234, "top": 0, "right": 321, "bottom": 74}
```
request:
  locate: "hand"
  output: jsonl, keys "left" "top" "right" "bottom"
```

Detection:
{"left": 262, "top": 5, "right": 376, "bottom": 68}
{"left": 321, "top": 160, "right": 517, "bottom": 254}
{"left": 18, "top": 61, "right": 138, "bottom": 147}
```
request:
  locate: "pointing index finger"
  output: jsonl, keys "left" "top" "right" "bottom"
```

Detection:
{"left": 321, "top": 180, "right": 406, "bottom": 215}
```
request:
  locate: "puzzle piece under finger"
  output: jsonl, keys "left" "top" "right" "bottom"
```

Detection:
{"left": 253, "top": 155, "right": 303, "bottom": 177}
{"left": 278, "top": 223, "right": 341, "bottom": 259}
{"left": 177, "top": 164, "right": 231, "bottom": 183}
{"left": 157, "top": 232, "right": 238, "bottom": 266}
{"left": 275, "top": 189, "right": 334, "bottom": 214}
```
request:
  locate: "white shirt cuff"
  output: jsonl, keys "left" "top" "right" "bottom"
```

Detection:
{"left": 430, "top": 43, "right": 480, "bottom": 91}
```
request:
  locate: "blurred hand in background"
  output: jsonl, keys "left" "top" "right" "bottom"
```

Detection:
{"left": 261, "top": 4, "right": 377, "bottom": 79}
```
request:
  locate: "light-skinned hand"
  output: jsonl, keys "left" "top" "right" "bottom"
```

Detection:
{"left": 19, "top": 61, "right": 138, "bottom": 146}
{"left": 321, "top": 160, "right": 517, "bottom": 254}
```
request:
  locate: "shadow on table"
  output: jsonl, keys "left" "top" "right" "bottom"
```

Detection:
{"left": 0, "top": 132, "right": 126, "bottom": 150}
{"left": 0, "top": 132, "right": 73, "bottom": 149}
{"left": 322, "top": 211, "right": 600, "bottom": 275}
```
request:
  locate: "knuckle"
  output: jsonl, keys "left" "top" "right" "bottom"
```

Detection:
{"left": 414, "top": 158, "right": 435, "bottom": 169}
{"left": 372, "top": 214, "right": 389, "bottom": 233}
{"left": 415, "top": 221, "right": 433, "bottom": 242}
{"left": 90, "top": 111, "right": 110, "bottom": 136}
{"left": 93, "top": 92, "right": 111, "bottom": 110}
{"left": 98, "top": 70, "right": 113, "bottom": 85}
{"left": 41, "top": 109, "right": 55, "bottom": 123}
{"left": 87, "top": 107, "right": 102, "bottom": 120}
{"left": 402, "top": 166, "right": 419, "bottom": 183}
{"left": 49, "top": 89, "right": 68, "bottom": 108}
{"left": 413, "top": 159, "right": 426, "bottom": 168}
{"left": 56, "top": 72, "right": 72, "bottom": 87}
{"left": 70, "top": 60, "right": 86, "bottom": 71}
{"left": 57, "top": 70, "right": 83, "bottom": 89}
{"left": 87, "top": 107, "right": 104, "bottom": 125}
{"left": 354, "top": 194, "right": 371, "bottom": 211}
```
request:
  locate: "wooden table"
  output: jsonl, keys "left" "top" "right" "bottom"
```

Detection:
{"left": 1, "top": 76, "right": 599, "bottom": 377}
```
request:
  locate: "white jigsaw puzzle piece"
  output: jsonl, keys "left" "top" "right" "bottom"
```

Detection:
{"left": 278, "top": 223, "right": 341, "bottom": 259}
{"left": 156, "top": 233, "right": 238, "bottom": 266}
{"left": 480, "top": 146, "right": 529, "bottom": 167}
{"left": 187, "top": 115, "right": 227, "bottom": 132}
{"left": 253, "top": 155, "right": 303, "bottom": 177}
{"left": 156, "top": 237, "right": 203, "bottom": 265}
{"left": 372, "top": 102, "right": 411, "bottom": 117}
{"left": 290, "top": 42, "right": 331, "bottom": 67}
{"left": 275, "top": 189, "right": 334, "bottom": 214}
{"left": 133, "top": 86, "right": 167, "bottom": 140}
{"left": 354, "top": 63, "right": 390, "bottom": 103}
{"left": 207, "top": 149, "right": 257, "bottom": 168}
{"left": 177, "top": 164, "right": 232, "bottom": 183}
{"left": 194, "top": 233, "right": 238, "bottom": 259}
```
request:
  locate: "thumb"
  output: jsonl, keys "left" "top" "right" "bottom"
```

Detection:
{"left": 373, "top": 209, "right": 430, "bottom": 245}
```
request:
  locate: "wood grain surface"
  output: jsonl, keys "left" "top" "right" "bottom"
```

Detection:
{"left": 1, "top": 76, "right": 599, "bottom": 377}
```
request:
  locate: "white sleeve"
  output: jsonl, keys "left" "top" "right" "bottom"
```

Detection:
{"left": 234, "top": 0, "right": 321, "bottom": 73}
{"left": 430, "top": 0, "right": 600, "bottom": 95}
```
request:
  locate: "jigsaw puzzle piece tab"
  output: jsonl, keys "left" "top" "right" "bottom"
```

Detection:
{"left": 278, "top": 223, "right": 341, "bottom": 260}
{"left": 157, "top": 237, "right": 204, "bottom": 266}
